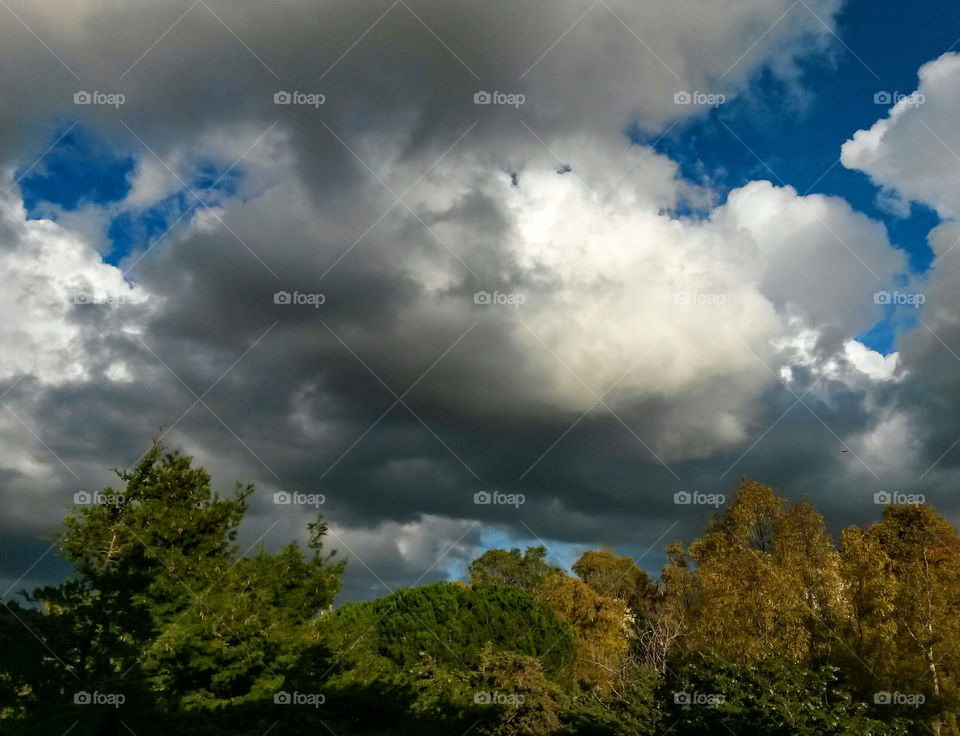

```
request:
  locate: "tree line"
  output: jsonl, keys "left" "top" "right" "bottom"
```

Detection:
{"left": 2, "top": 447, "right": 959, "bottom": 734}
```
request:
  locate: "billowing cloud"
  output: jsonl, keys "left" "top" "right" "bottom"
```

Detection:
{"left": 5, "top": 0, "right": 958, "bottom": 602}
{"left": 842, "top": 52, "right": 960, "bottom": 220}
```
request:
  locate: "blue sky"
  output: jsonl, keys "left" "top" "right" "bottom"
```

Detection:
{"left": 635, "top": 0, "right": 960, "bottom": 353}
{"left": 18, "top": 129, "right": 244, "bottom": 266}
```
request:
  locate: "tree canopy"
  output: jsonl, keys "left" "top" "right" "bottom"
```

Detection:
{"left": 2, "top": 459, "right": 956, "bottom": 735}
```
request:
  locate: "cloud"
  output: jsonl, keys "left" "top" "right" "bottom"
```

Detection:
{"left": 7, "top": 0, "right": 950, "bottom": 602}
{"left": 842, "top": 52, "right": 960, "bottom": 220}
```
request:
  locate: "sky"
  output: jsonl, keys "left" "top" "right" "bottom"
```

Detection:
{"left": 1, "top": 0, "right": 960, "bottom": 602}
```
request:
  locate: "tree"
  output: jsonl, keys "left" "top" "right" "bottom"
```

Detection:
{"left": 679, "top": 480, "right": 842, "bottom": 662}
{"left": 539, "top": 574, "right": 629, "bottom": 695}
{"left": 639, "top": 542, "right": 691, "bottom": 675}
{"left": 665, "top": 652, "right": 910, "bottom": 735}
{"left": 469, "top": 546, "right": 560, "bottom": 592}
{"left": 838, "top": 504, "right": 960, "bottom": 734}
{"left": 321, "top": 582, "right": 576, "bottom": 678}
{"left": 572, "top": 549, "right": 656, "bottom": 620}
{"left": 3, "top": 444, "right": 343, "bottom": 733}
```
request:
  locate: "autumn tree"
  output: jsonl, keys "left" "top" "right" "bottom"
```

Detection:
{"left": 838, "top": 504, "right": 960, "bottom": 734}
{"left": 678, "top": 480, "right": 843, "bottom": 662}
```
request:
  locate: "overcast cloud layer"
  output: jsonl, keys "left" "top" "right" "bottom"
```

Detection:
{"left": 1, "top": 0, "right": 958, "bottom": 601}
